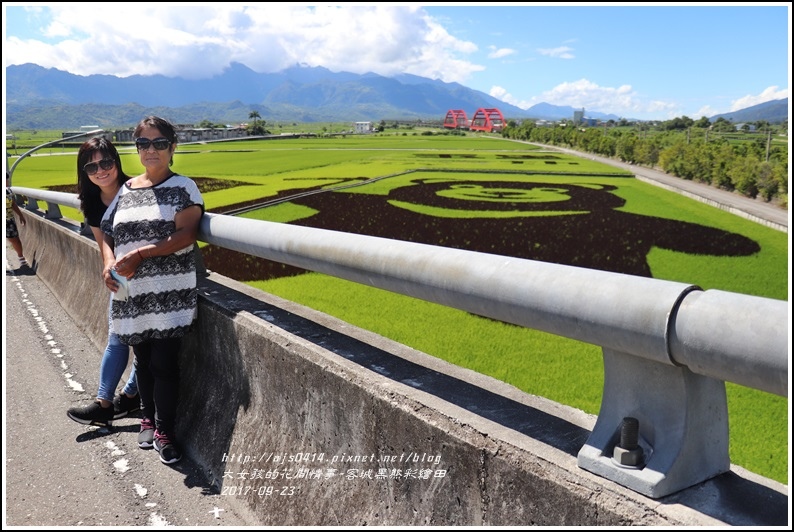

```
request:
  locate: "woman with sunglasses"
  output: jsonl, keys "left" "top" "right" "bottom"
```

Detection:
{"left": 67, "top": 136, "right": 141, "bottom": 427}
{"left": 100, "top": 116, "right": 204, "bottom": 465}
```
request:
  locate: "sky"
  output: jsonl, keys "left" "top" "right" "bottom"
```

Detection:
{"left": 2, "top": 3, "right": 791, "bottom": 121}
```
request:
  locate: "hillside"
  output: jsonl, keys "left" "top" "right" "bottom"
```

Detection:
{"left": 708, "top": 98, "right": 788, "bottom": 124}
{"left": 4, "top": 63, "right": 788, "bottom": 129}
{"left": 5, "top": 63, "right": 532, "bottom": 128}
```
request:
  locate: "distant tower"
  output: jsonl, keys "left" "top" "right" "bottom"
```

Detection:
{"left": 573, "top": 108, "right": 585, "bottom": 124}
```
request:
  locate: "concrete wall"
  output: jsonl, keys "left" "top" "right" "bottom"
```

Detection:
{"left": 17, "top": 210, "right": 789, "bottom": 527}
{"left": 19, "top": 214, "right": 110, "bottom": 351}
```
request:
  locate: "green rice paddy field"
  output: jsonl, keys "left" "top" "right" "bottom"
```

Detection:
{"left": 9, "top": 133, "right": 789, "bottom": 483}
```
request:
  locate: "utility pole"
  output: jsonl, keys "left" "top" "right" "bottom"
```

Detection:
{"left": 766, "top": 129, "right": 771, "bottom": 162}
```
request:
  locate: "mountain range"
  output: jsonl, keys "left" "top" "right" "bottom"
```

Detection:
{"left": 708, "top": 98, "right": 789, "bottom": 125}
{"left": 4, "top": 63, "right": 788, "bottom": 129}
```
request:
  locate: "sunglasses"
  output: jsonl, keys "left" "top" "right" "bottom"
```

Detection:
{"left": 83, "top": 158, "right": 115, "bottom": 175}
{"left": 135, "top": 137, "right": 171, "bottom": 151}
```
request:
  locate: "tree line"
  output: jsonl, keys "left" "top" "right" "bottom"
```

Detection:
{"left": 501, "top": 119, "right": 788, "bottom": 207}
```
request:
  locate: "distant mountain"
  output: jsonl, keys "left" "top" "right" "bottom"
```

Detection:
{"left": 5, "top": 62, "right": 535, "bottom": 129}
{"left": 709, "top": 98, "right": 788, "bottom": 124}
{"left": 523, "top": 102, "right": 622, "bottom": 122}
{"left": 5, "top": 63, "right": 785, "bottom": 129}
{"left": 4, "top": 63, "right": 623, "bottom": 129}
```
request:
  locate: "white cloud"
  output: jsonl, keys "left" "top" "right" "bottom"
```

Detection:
{"left": 730, "top": 86, "right": 789, "bottom": 111}
{"left": 491, "top": 78, "right": 681, "bottom": 120}
{"left": 537, "top": 46, "right": 575, "bottom": 59}
{"left": 489, "top": 85, "right": 523, "bottom": 108}
{"left": 487, "top": 46, "right": 516, "bottom": 59}
{"left": 695, "top": 106, "right": 719, "bottom": 119}
{"left": 692, "top": 87, "right": 789, "bottom": 119}
{"left": 644, "top": 100, "right": 682, "bottom": 120}
{"left": 530, "top": 79, "right": 639, "bottom": 113}
{"left": 4, "top": 5, "right": 484, "bottom": 83}
{"left": 489, "top": 86, "right": 509, "bottom": 99}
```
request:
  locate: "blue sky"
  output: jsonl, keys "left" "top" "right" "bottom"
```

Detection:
{"left": 3, "top": 3, "right": 790, "bottom": 120}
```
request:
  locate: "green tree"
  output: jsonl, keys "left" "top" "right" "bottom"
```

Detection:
{"left": 247, "top": 122, "right": 267, "bottom": 135}
{"left": 711, "top": 143, "right": 736, "bottom": 190}
{"left": 634, "top": 138, "right": 660, "bottom": 167}
{"left": 694, "top": 116, "right": 711, "bottom": 128}
{"left": 597, "top": 134, "right": 616, "bottom": 158}
{"left": 667, "top": 116, "right": 695, "bottom": 131}
{"left": 756, "top": 161, "right": 782, "bottom": 201}
{"left": 754, "top": 120, "right": 770, "bottom": 132}
{"left": 658, "top": 140, "right": 688, "bottom": 176}
{"left": 728, "top": 155, "right": 760, "bottom": 198}
{"left": 686, "top": 141, "right": 715, "bottom": 183}
{"left": 246, "top": 111, "right": 266, "bottom": 135}
{"left": 711, "top": 117, "right": 735, "bottom": 133}
{"left": 615, "top": 131, "right": 637, "bottom": 162}
{"left": 249, "top": 110, "right": 261, "bottom": 130}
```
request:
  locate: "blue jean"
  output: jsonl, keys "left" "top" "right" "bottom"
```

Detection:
{"left": 97, "top": 298, "right": 138, "bottom": 402}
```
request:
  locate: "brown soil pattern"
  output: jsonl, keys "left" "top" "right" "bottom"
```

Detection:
{"left": 200, "top": 178, "right": 760, "bottom": 282}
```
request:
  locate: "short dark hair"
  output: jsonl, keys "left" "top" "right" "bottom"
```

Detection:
{"left": 134, "top": 115, "right": 178, "bottom": 146}
{"left": 134, "top": 115, "right": 178, "bottom": 166}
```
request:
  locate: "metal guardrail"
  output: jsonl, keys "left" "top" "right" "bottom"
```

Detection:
{"left": 7, "top": 129, "right": 105, "bottom": 182}
{"left": 10, "top": 186, "right": 789, "bottom": 499}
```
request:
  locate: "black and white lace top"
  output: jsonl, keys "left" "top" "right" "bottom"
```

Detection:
{"left": 101, "top": 174, "right": 204, "bottom": 345}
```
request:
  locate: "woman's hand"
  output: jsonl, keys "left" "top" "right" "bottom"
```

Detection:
{"left": 113, "top": 249, "right": 144, "bottom": 279}
{"left": 102, "top": 264, "right": 119, "bottom": 293}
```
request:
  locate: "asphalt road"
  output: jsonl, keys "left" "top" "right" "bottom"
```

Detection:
{"left": 3, "top": 252, "right": 251, "bottom": 527}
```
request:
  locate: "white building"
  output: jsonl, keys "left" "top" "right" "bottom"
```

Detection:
{"left": 354, "top": 122, "right": 372, "bottom": 134}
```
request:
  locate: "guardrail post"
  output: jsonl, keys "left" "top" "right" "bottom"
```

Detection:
{"left": 23, "top": 196, "right": 38, "bottom": 211}
{"left": 44, "top": 201, "right": 63, "bottom": 220}
{"left": 577, "top": 347, "right": 730, "bottom": 498}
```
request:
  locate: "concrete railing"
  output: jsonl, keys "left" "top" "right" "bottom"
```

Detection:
{"left": 197, "top": 211, "right": 789, "bottom": 499}
{"left": 10, "top": 186, "right": 789, "bottom": 507}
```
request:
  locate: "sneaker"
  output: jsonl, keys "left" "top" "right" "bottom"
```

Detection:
{"left": 153, "top": 430, "right": 182, "bottom": 465}
{"left": 113, "top": 394, "right": 141, "bottom": 419}
{"left": 138, "top": 417, "right": 155, "bottom": 449}
{"left": 67, "top": 401, "right": 113, "bottom": 427}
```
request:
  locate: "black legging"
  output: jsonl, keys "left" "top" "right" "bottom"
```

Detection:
{"left": 133, "top": 337, "right": 182, "bottom": 434}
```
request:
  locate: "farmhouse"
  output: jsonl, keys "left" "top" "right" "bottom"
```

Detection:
{"left": 354, "top": 121, "right": 372, "bottom": 134}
